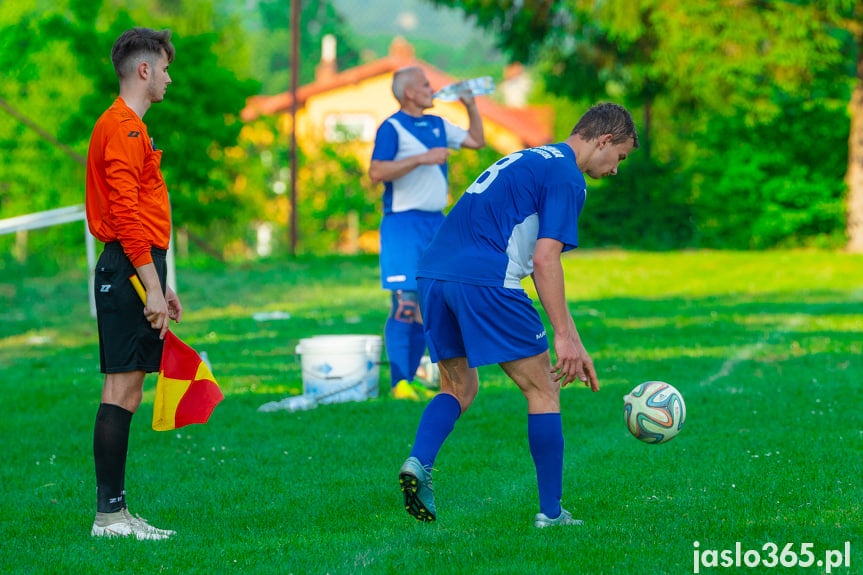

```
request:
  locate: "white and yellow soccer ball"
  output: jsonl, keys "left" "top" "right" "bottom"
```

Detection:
{"left": 623, "top": 381, "right": 686, "bottom": 444}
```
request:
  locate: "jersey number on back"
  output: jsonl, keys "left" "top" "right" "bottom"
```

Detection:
{"left": 466, "top": 152, "right": 523, "bottom": 194}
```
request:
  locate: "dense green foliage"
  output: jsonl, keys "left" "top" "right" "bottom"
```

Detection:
{"left": 1, "top": 251, "right": 861, "bottom": 573}
{"left": 691, "top": 97, "right": 850, "bottom": 249}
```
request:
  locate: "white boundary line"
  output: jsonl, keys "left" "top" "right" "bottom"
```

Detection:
{"left": 698, "top": 314, "right": 808, "bottom": 387}
{"left": 699, "top": 288, "right": 863, "bottom": 387}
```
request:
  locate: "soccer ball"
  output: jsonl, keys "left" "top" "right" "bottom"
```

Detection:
{"left": 623, "top": 381, "right": 686, "bottom": 444}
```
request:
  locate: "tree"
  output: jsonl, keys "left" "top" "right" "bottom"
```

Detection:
{"left": 429, "top": 0, "right": 857, "bottom": 249}
{"left": 822, "top": 2, "right": 863, "bottom": 251}
{"left": 246, "top": 0, "right": 362, "bottom": 95}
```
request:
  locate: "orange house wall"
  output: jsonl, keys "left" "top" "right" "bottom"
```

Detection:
{"left": 276, "top": 74, "right": 529, "bottom": 155}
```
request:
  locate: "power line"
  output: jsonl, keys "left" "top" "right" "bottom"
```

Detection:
{"left": 0, "top": 94, "right": 86, "bottom": 167}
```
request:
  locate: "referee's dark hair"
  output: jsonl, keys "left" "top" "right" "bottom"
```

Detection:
{"left": 111, "top": 28, "right": 175, "bottom": 80}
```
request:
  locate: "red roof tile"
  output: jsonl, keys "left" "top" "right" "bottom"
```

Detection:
{"left": 241, "top": 52, "right": 554, "bottom": 148}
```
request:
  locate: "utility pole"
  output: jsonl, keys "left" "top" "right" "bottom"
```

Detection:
{"left": 289, "top": 0, "right": 300, "bottom": 255}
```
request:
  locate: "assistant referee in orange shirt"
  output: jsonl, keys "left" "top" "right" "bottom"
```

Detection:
{"left": 85, "top": 27, "right": 181, "bottom": 541}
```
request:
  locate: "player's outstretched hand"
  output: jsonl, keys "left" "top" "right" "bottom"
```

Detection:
{"left": 552, "top": 336, "right": 599, "bottom": 392}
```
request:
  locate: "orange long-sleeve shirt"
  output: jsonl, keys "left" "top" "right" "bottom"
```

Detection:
{"left": 85, "top": 97, "right": 171, "bottom": 268}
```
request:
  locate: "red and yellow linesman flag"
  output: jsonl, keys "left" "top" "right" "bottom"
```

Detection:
{"left": 130, "top": 275, "right": 224, "bottom": 431}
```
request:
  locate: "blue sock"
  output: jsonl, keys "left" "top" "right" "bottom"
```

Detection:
{"left": 409, "top": 393, "right": 462, "bottom": 469}
{"left": 528, "top": 413, "right": 564, "bottom": 518}
{"left": 385, "top": 315, "right": 413, "bottom": 386}
{"left": 408, "top": 321, "right": 427, "bottom": 379}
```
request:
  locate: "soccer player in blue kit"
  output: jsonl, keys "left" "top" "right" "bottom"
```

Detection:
{"left": 398, "top": 103, "right": 638, "bottom": 527}
{"left": 370, "top": 66, "right": 485, "bottom": 400}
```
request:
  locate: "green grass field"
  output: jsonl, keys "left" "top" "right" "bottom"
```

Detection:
{"left": 1, "top": 250, "right": 861, "bottom": 574}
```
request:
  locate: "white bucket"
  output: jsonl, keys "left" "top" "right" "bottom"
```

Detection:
{"left": 296, "top": 334, "right": 382, "bottom": 404}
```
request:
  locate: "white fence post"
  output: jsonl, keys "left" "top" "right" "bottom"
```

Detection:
{"left": 0, "top": 204, "right": 176, "bottom": 318}
{"left": 166, "top": 230, "right": 177, "bottom": 293}
{"left": 85, "top": 221, "right": 96, "bottom": 318}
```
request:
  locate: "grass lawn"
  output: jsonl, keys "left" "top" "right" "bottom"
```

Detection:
{"left": 0, "top": 250, "right": 860, "bottom": 574}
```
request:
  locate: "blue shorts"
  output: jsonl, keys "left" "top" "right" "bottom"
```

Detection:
{"left": 380, "top": 210, "right": 444, "bottom": 291}
{"left": 417, "top": 278, "right": 549, "bottom": 368}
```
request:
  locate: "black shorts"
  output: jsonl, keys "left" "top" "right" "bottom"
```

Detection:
{"left": 95, "top": 242, "right": 167, "bottom": 374}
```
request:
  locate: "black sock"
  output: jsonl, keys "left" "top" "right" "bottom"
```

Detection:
{"left": 93, "top": 403, "right": 133, "bottom": 513}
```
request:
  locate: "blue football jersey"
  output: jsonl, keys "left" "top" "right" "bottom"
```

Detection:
{"left": 417, "top": 143, "right": 586, "bottom": 288}
{"left": 371, "top": 111, "right": 467, "bottom": 214}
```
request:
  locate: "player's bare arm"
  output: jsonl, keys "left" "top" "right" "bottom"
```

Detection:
{"left": 531, "top": 238, "right": 599, "bottom": 391}
{"left": 369, "top": 149, "right": 451, "bottom": 183}
{"left": 459, "top": 91, "right": 486, "bottom": 150}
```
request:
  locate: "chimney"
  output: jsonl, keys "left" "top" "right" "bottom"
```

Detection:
{"left": 316, "top": 34, "right": 337, "bottom": 81}
{"left": 388, "top": 36, "right": 415, "bottom": 60}
{"left": 500, "top": 63, "right": 531, "bottom": 107}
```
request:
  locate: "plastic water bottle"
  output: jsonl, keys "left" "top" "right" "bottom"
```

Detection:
{"left": 417, "top": 355, "right": 439, "bottom": 386}
{"left": 278, "top": 395, "right": 317, "bottom": 412}
{"left": 434, "top": 76, "right": 495, "bottom": 101}
{"left": 199, "top": 351, "right": 212, "bottom": 371}
{"left": 257, "top": 394, "right": 317, "bottom": 413}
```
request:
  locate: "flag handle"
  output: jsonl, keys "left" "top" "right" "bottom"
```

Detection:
{"left": 129, "top": 274, "right": 147, "bottom": 305}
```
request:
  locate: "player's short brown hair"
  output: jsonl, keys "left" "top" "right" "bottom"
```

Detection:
{"left": 571, "top": 103, "right": 639, "bottom": 148}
